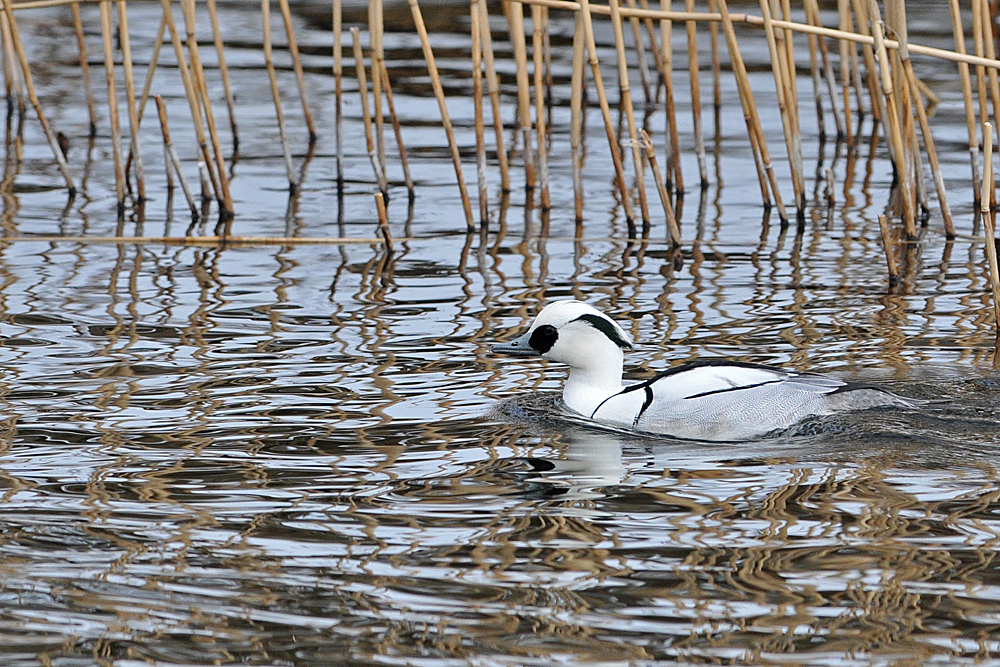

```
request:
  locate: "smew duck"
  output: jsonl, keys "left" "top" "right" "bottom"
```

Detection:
{"left": 491, "top": 300, "right": 914, "bottom": 441}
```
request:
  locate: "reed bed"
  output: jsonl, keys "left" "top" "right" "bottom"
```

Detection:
{"left": 4, "top": 0, "right": 1000, "bottom": 329}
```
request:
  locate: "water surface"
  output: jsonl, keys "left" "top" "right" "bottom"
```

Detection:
{"left": 3, "top": 1, "right": 1000, "bottom": 665}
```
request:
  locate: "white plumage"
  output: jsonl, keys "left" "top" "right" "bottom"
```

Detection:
{"left": 491, "top": 300, "right": 913, "bottom": 441}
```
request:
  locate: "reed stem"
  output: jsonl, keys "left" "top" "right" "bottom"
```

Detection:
{"left": 982, "top": 122, "right": 1000, "bottom": 333}
{"left": 375, "top": 192, "right": 394, "bottom": 254}
{"left": 70, "top": 3, "right": 97, "bottom": 135}
{"left": 408, "top": 0, "right": 476, "bottom": 232}
{"left": 333, "top": 0, "right": 343, "bottom": 184}
{"left": 716, "top": 0, "right": 784, "bottom": 219}
{"left": 472, "top": 0, "right": 489, "bottom": 223}
{"left": 659, "top": 0, "right": 682, "bottom": 193}
{"left": 158, "top": 0, "right": 221, "bottom": 204}
{"left": 117, "top": 0, "right": 146, "bottom": 202}
{"left": 532, "top": 2, "right": 551, "bottom": 209}
{"left": 155, "top": 95, "right": 198, "bottom": 217}
{"left": 507, "top": 1, "right": 536, "bottom": 190}
{"left": 181, "top": 0, "right": 233, "bottom": 216}
{"left": 205, "top": 0, "right": 239, "bottom": 150}
{"left": 641, "top": 129, "right": 680, "bottom": 247}
{"left": 277, "top": 0, "right": 317, "bottom": 142}
{"left": 476, "top": 0, "right": 510, "bottom": 192}
{"left": 578, "top": 0, "right": 636, "bottom": 233}
{"left": 948, "top": 0, "right": 980, "bottom": 203}
{"left": 878, "top": 214, "right": 899, "bottom": 287}
{"left": 1, "top": 2, "right": 74, "bottom": 194}
{"left": 868, "top": 0, "right": 915, "bottom": 238}
{"left": 610, "top": 0, "right": 649, "bottom": 228}
{"left": 379, "top": 58, "right": 414, "bottom": 196}
{"left": 570, "top": 7, "right": 585, "bottom": 221}
{"left": 351, "top": 27, "right": 388, "bottom": 198}
{"left": 370, "top": 0, "right": 387, "bottom": 177}
{"left": 99, "top": 0, "right": 125, "bottom": 209}
{"left": 263, "top": 0, "right": 297, "bottom": 190}
{"left": 684, "top": 0, "right": 708, "bottom": 186}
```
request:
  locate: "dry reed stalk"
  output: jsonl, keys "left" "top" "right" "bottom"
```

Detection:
{"left": 978, "top": 0, "right": 1000, "bottom": 208}
{"left": 982, "top": 122, "right": 1000, "bottom": 333}
{"left": 408, "top": 0, "right": 476, "bottom": 232}
{"left": 637, "top": 0, "right": 666, "bottom": 101}
{"left": 124, "top": 13, "right": 165, "bottom": 197}
{"left": 774, "top": 0, "right": 801, "bottom": 146}
{"left": 804, "top": 0, "right": 844, "bottom": 139}
{"left": 155, "top": 95, "right": 198, "bottom": 217}
{"left": 541, "top": 6, "right": 553, "bottom": 116}
{"left": 379, "top": 59, "right": 414, "bottom": 196}
{"left": 716, "top": 0, "right": 783, "bottom": 220}
{"left": 333, "top": 0, "right": 343, "bottom": 184}
{"left": 758, "top": 0, "right": 804, "bottom": 214}
{"left": 684, "top": 0, "right": 708, "bottom": 186}
{"left": 531, "top": 2, "right": 551, "bottom": 209}
{"left": 1, "top": 1, "right": 74, "bottom": 193}
{"left": 624, "top": 0, "right": 653, "bottom": 104}
{"left": 803, "top": 1, "right": 825, "bottom": 138}
{"left": 205, "top": 0, "right": 239, "bottom": 150}
{"left": 570, "top": 8, "right": 585, "bottom": 220}
{"left": 824, "top": 166, "right": 834, "bottom": 206}
{"left": 506, "top": 1, "right": 536, "bottom": 189}
{"left": 99, "top": 0, "right": 125, "bottom": 208}
{"left": 370, "top": 0, "right": 386, "bottom": 176}
{"left": 70, "top": 3, "right": 97, "bottom": 135}
{"left": 0, "top": 12, "right": 21, "bottom": 110}
{"left": 887, "top": 0, "right": 925, "bottom": 218}
{"left": 136, "top": 15, "right": 166, "bottom": 122}
{"left": 578, "top": 0, "right": 636, "bottom": 232}
{"left": 117, "top": 0, "right": 146, "bottom": 202}
{"left": 640, "top": 128, "right": 680, "bottom": 246}
{"left": 158, "top": 0, "right": 221, "bottom": 203}
{"left": 877, "top": 214, "right": 899, "bottom": 287}
{"left": 374, "top": 192, "right": 394, "bottom": 254}
{"left": 351, "top": 28, "right": 387, "bottom": 197}
{"left": 181, "top": 0, "right": 233, "bottom": 216}
{"left": 0, "top": 234, "right": 394, "bottom": 245}
{"left": 472, "top": 0, "right": 489, "bottom": 223}
{"left": 264, "top": 0, "right": 297, "bottom": 189}
{"left": 476, "top": 0, "right": 511, "bottom": 192}
{"left": 708, "top": 0, "right": 721, "bottom": 114}
{"left": 849, "top": 0, "right": 882, "bottom": 122}
{"left": 949, "top": 0, "right": 980, "bottom": 203}
{"left": 659, "top": 0, "right": 682, "bottom": 192}
{"left": 902, "top": 57, "right": 955, "bottom": 237}
{"left": 837, "top": 0, "right": 854, "bottom": 140}
{"left": 277, "top": 0, "right": 317, "bottom": 142}
{"left": 973, "top": 0, "right": 990, "bottom": 133}
{"left": 610, "top": 0, "right": 650, "bottom": 228}
{"left": 868, "top": 0, "right": 915, "bottom": 238}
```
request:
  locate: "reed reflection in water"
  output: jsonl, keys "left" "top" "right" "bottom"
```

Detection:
{"left": 0, "top": 231, "right": 998, "bottom": 665}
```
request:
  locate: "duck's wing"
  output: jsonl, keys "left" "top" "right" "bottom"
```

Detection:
{"left": 597, "top": 361, "right": 898, "bottom": 441}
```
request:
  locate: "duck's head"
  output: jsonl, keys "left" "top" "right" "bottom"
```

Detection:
{"left": 491, "top": 300, "right": 633, "bottom": 369}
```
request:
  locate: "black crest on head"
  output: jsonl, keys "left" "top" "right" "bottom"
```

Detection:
{"left": 529, "top": 324, "right": 559, "bottom": 353}
{"left": 574, "top": 314, "right": 633, "bottom": 350}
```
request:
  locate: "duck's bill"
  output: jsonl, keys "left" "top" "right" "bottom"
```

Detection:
{"left": 490, "top": 332, "right": 540, "bottom": 356}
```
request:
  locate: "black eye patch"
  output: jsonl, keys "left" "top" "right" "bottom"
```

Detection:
{"left": 529, "top": 324, "right": 558, "bottom": 353}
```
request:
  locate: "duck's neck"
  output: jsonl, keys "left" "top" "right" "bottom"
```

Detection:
{"left": 562, "top": 360, "right": 624, "bottom": 418}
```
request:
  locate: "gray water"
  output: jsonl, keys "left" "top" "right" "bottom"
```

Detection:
{"left": 4, "top": 0, "right": 1000, "bottom": 665}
